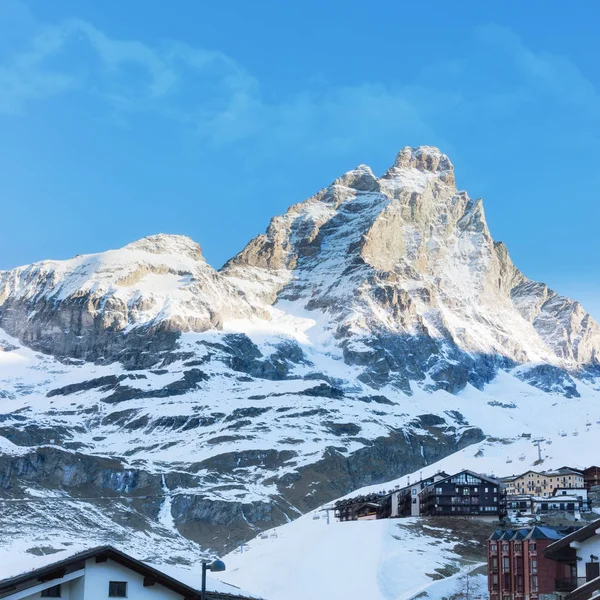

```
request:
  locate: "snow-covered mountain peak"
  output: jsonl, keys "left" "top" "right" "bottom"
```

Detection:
{"left": 1, "top": 145, "right": 599, "bottom": 387}
{"left": 223, "top": 147, "right": 600, "bottom": 391}
{"left": 122, "top": 234, "right": 205, "bottom": 262}
{"left": 0, "top": 235, "right": 263, "bottom": 365}
{"left": 386, "top": 145, "right": 456, "bottom": 186}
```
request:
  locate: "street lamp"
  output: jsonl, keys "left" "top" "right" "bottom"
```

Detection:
{"left": 201, "top": 559, "right": 226, "bottom": 600}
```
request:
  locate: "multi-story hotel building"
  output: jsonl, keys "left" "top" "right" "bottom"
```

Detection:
{"left": 487, "top": 527, "right": 577, "bottom": 600}
{"left": 504, "top": 469, "right": 584, "bottom": 497}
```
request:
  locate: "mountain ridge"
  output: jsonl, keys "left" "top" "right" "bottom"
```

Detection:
{"left": 0, "top": 146, "right": 598, "bottom": 556}
{"left": 1, "top": 146, "right": 598, "bottom": 387}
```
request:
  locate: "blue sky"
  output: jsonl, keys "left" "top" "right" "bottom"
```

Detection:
{"left": 1, "top": 0, "right": 599, "bottom": 319}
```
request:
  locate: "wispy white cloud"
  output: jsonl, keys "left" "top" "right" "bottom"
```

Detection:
{"left": 0, "top": 16, "right": 598, "bottom": 164}
{"left": 475, "top": 24, "right": 600, "bottom": 120}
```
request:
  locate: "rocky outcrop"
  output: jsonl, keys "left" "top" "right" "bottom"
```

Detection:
{"left": 0, "top": 234, "right": 265, "bottom": 367}
{"left": 222, "top": 145, "right": 600, "bottom": 390}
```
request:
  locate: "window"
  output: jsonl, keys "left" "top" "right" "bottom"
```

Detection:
{"left": 435, "top": 487, "right": 442, "bottom": 494}
{"left": 531, "top": 559, "right": 537, "bottom": 574}
{"left": 529, "top": 543, "right": 537, "bottom": 554}
{"left": 485, "top": 487, "right": 489, "bottom": 493}
{"left": 492, "top": 574, "right": 499, "bottom": 590}
{"left": 412, "top": 498, "right": 417, "bottom": 504}
{"left": 530, "top": 575, "right": 538, "bottom": 592}
{"left": 109, "top": 582, "right": 128, "bottom": 598}
{"left": 41, "top": 585, "right": 61, "bottom": 598}
{"left": 502, "top": 543, "right": 509, "bottom": 553}
{"left": 515, "top": 574, "right": 524, "bottom": 592}
{"left": 412, "top": 489, "right": 417, "bottom": 495}
{"left": 502, "top": 557, "right": 510, "bottom": 571}
{"left": 490, "top": 543, "right": 498, "bottom": 553}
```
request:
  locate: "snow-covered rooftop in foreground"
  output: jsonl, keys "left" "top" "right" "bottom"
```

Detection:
{"left": 0, "top": 543, "right": 258, "bottom": 598}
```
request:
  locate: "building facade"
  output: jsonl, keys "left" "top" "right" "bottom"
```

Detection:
{"left": 487, "top": 527, "right": 576, "bottom": 600}
{"left": 545, "top": 518, "right": 600, "bottom": 599}
{"left": 334, "top": 492, "right": 388, "bottom": 521}
{"left": 504, "top": 469, "right": 585, "bottom": 497}
{"left": 583, "top": 467, "right": 600, "bottom": 491}
{"left": 419, "top": 470, "right": 505, "bottom": 517}
{"left": 384, "top": 472, "right": 449, "bottom": 518}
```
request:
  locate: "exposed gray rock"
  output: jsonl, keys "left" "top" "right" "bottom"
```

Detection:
{"left": 515, "top": 364, "right": 580, "bottom": 398}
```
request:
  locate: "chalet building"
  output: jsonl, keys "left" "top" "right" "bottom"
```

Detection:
{"left": 537, "top": 494, "right": 588, "bottom": 515}
{"left": 334, "top": 492, "right": 388, "bottom": 521}
{"left": 504, "top": 469, "right": 585, "bottom": 497}
{"left": 545, "top": 518, "right": 600, "bottom": 600}
{"left": 583, "top": 467, "right": 600, "bottom": 491}
{"left": 0, "top": 546, "right": 259, "bottom": 600}
{"left": 380, "top": 472, "right": 449, "bottom": 518}
{"left": 335, "top": 470, "right": 505, "bottom": 522}
{"left": 419, "top": 470, "right": 506, "bottom": 518}
{"left": 487, "top": 526, "right": 578, "bottom": 600}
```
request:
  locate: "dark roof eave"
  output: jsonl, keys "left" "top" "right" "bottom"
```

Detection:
{"left": 0, "top": 546, "right": 259, "bottom": 600}
{"left": 545, "top": 519, "right": 600, "bottom": 559}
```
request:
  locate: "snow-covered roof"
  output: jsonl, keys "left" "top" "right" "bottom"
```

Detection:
{"left": 0, "top": 546, "right": 260, "bottom": 600}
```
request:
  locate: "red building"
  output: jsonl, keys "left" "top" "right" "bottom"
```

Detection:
{"left": 487, "top": 526, "right": 576, "bottom": 600}
{"left": 583, "top": 466, "right": 600, "bottom": 490}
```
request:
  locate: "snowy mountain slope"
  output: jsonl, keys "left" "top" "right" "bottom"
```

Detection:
{"left": 0, "top": 145, "right": 599, "bottom": 564}
{"left": 222, "top": 424, "right": 600, "bottom": 600}
{"left": 1, "top": 320, "right": 598, "bottom": 552}
{"left": 0, "top": 234, "right": 265, "bottom": 367}
{"left": 224, "top": 515, "right": 489, "bottom": 600}
{"left": 223, "top": 146, "right": 600, "bottom": 393}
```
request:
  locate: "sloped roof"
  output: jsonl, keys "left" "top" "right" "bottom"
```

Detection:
{"left": 545, "top": 518, "right": 600, "bottom": 560}
{"left": 427, "top": 469, "right": 500, "bottom": 488}
{"left": 0, "top": 546, "right": 260, "bottom": 600}
{"left": 525, "top": 526, "right": 565, "bottom": 540}
{"left": 488, "top": 526, "right": 574, "bottom": 542}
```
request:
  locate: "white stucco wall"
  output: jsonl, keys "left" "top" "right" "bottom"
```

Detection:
{"left": 8, "top": 559, "right": 187, "bottom": 600}
{"left": 82, "top": 559, "right": 185, "bottom": 600}
{"left": 576, "top": 534, "right": 600, "bottom": 579}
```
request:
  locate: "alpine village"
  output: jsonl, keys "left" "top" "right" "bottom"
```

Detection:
{"left": 333, "top": 466, "right": 600, "bottom": 600}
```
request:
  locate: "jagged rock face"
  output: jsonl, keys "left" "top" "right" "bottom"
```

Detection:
{"left": 2, "top": 148, "right": 598, "bottom": 381}
{"left": 223, "top": 146, "right": 600, "bottom": 388}
{"left": 0, "top": 234, "right": 264, "bottom": 367}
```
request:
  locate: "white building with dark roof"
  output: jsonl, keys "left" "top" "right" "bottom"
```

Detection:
{"left": 0, "top": 546, "right": 259, "bottom": 600}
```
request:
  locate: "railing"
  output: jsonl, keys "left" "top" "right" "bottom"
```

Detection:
{"left": 554, "top": 577, "right": 588, "bottom": 592}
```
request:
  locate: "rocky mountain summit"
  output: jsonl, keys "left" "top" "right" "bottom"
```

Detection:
{"left": 224, "top": 145, "right": 600, "bottom": 392}
{"left": 0, "top": 146, "right": 599, "bottom": 554}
